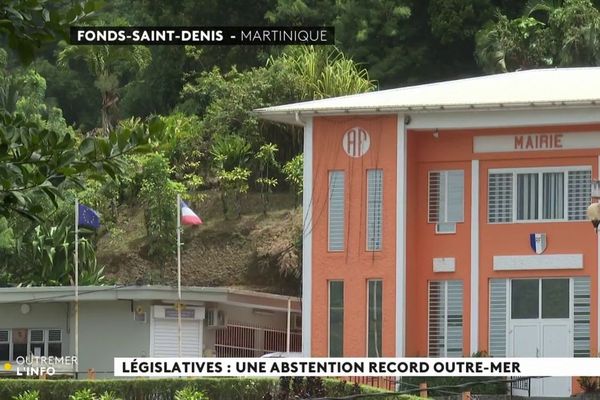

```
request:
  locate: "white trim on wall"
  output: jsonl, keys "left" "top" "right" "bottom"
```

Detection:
{"left": 408, "top": 107, "right": 600, "bottom": 130}
{"left": 302, "top": 116, "right": 313, "bottom": 357}
{"left": 470, "top": 160, "right": 480, "bottom": 355}
{"left": 396, "top": 114, "right": 407, "bottom": 357}
{"left": 493, "top": 254, "right": 583, "bottom": 270}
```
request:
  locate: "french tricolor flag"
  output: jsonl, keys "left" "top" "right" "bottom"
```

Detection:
{"left": 180, "top": 200, "right": 203, "bottom": 225}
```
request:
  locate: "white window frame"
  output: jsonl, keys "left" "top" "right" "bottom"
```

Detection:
{"left": 428, "top": 170, "right": 465, "bottom": 234}
{"left": 0, "top": 329, "right": 62, "bottom": 361}
{"left": 328, "top": 280, "right": 344, "bottom": 357}
{"left": 366, "top": 279, "right": 383, "bottom": 357}
{"left": 488, "top": 166, "right": 592, "bottom": 224}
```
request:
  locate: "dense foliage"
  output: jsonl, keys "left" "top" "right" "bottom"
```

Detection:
{"left": 3, "top": 0, "right": 600, "bottom": 287}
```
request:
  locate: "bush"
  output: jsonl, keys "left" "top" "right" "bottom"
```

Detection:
{"left": 0, "top": 378, "right": 276, "bottom": 400}
{"left": 12, "top": 390, "right": 40, "bottom": 400}
{"left": 174, "top": 387, "right": 207, "bottom": 400}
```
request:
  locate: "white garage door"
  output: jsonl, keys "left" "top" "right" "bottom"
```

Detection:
{"left": 151, "top": 306, "right": 204, "bottom": 357}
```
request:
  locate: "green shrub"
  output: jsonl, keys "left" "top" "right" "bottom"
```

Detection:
{"left": 174, "top": 387, "right": 207, "bottom": 400}
{"left": 69, "top": 388, "right": 96, "bottom": 400}
{"left": 12, "top": 390, "right": 40, "bottom": 400}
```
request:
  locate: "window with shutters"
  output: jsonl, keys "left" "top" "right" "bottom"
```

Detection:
{"left": 428, "top": 280, "right": 463, "bottom": 357}
{"left": 428, "top": 170, "right": 464, "bottom": 234}
{"left": 367, "top": 280, "right": 382, "bottom": 357}
{"left": 0, "top": 329, "right": 62, "bottom": 361}
{"left": 328, "top": 171, "right": 345, "bottom": 252}
{"left": 488, "top": 167, "right": 591, "bottom": 223}
{"left": 329, "top": 281, "right": 344, "bottom": 357}
{"left": 366, "top": 169, "right": 383, "bottom": 250}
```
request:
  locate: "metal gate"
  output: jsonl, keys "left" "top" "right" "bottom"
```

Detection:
{"left": 215, "top": 321, "right": 301, "bottom": 357}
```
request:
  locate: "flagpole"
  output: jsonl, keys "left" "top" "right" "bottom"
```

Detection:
{"left": 176, "top": 194, "right": 182, "bottom": 358}
{"left": 74, "top": 198, "right": 79, "bottom": 378}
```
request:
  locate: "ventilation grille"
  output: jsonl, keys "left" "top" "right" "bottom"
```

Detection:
{"left": 328, "top": 171, "right": 345, "bottom": 251}
{"left": 568, "top": 170, "right": 591, "bottom": 221}
{"left": 488, "top": 173, "right": 513, "bottom": 223}
{"left": 165, "top": 308, "right": 195, "bottom": 319}
{"left": 0, "top": 330, "right": 8, "bottom": 343}
{"left": 573, "top": 277, "right": 591, "bottom": 357}
{"left": 489, "top": 279, "right": 508, "bottom": 357}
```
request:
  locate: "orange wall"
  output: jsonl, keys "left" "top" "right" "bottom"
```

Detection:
{"left": 311, "top": 115, "right": 397, "bottom": 357}
{"left": 311, "top": 118, "right": 600, "bottom": 364}
{"left": 406, "top": 123, "right": 600, "bottom": 357}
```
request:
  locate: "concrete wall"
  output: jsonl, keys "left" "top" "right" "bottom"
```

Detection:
{"left": 0, "top": 302, "right": 70, "bottom": 352}
{"left": 72, "top": 300, "right": 151, "bottom": 377}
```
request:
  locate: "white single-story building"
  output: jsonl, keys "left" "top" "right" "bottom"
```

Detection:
{"left": 0, "top": 285, "right": 301, "bottom": 378}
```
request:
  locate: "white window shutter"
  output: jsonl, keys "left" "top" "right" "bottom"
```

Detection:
{"left": 367, "top": 169, "right": 383, "bottom": 251}
{"left": 429, "top": 280, "right": 464, "bottom": 357}
{"left": 446, "top": 171, "right": 464, "bottom": 223}
{"left": 488, "top": 173, "right": 513, "bottom": 223}
{"left": 429, "top": 170, "right": 464, "bottom": 225}
{"left": 446, "top": 280, "right": 464, "bottom": 357}
{"left": 428, "top": 281, "right": 445, "bottom": 357}
{"left": 573, "top": 277, "right": 591, "bottom": 357}
{"left": 328, "top": 171, "right": 345, "bottom": 251}
{"left": 428, "top": 172, "right": 441, "bottom": 223}
{"left": 489, "top": 279, "right": 508, "bottom": 357}
{"left": 568, "top": 170, "right": 591, "bottom": 221}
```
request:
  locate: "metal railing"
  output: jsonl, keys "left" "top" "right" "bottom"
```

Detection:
{"left": 215, "top": 321, "right": 301, "bottom": 357}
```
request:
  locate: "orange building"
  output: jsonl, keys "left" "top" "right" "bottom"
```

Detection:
{"left": 256, "top": 68, "right": 600, "bottom": 396}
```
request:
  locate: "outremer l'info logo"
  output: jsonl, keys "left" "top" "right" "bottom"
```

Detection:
{"left": 115, "top": 357, "right": 600, "bottom": 378}
{"left": 4, "top": 356, "right": 77, "bottom": 376}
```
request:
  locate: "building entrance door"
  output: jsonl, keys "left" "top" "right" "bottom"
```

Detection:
{"left": 508, "top": 279, "right": 571, "bottom": 397}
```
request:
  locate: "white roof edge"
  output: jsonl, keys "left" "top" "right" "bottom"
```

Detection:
{"left": 0, "top": 285, "right": 300, "bottom": 305}
{"left": 254, "top": 67, "right": 600, "bottom": 125}
{"left": 256, "top": 101, "right": 600, "bottom": 125}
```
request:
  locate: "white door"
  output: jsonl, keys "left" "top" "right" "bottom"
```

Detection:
{"left": 509, "top": 278, "right": 572, "bottom": 397}
{"left": 540, "top": 323, "right": 571, "bottom": 396}
{"left": 511, "top": 322, "right": 542, "bottom": 396}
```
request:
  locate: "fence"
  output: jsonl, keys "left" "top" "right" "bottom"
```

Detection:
{"left": 215, "top": 321, "right": 302, "bottom": 357}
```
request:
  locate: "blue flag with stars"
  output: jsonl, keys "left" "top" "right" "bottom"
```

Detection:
{"left": 78, "top": 204, "right": 100, "bottom": 229}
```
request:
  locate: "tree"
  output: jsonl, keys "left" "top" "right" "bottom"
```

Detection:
{"left": 0, "top": 0, "right": 98, "bottom": 64}
{"left": 475, "top": 0, "right": 600, "bottom": 72}
{"left": 255, "top": 143, "right": 279, "bottom": 215}
{"left": 283, "top": 154, "right": 303, "bottom": 208}
{"left": 138, "top": 153, "right": 184, "bottom": 277}
{"left": 210, "top": 135, "right": 252, "bottom": 218}
{"left": 58, "top": 27, "right": 151, "bottom": 134}
{"left": 475, "top": 14, "right": 553, "bottom": 72}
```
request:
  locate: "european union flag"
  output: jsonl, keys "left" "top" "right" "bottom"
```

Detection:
{"left": 78, "top": 204, "right": 101, "bottom": 229}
